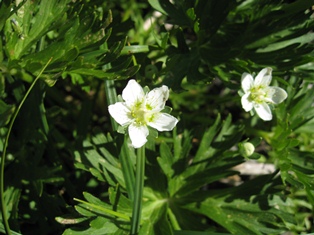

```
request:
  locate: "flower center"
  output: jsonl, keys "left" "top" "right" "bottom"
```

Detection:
{"left": 130, "top": 101, "right": 155, "bottom": 125}
{"left": 249, "top": 86, "right": 267, "bottom": 104}
{"left": 131, "top": 108, "right": 146, "bottom": 125}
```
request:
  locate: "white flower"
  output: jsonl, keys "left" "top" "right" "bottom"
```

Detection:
{"left": 241, "top": 67, "right": 288, "bottom": 121}
{"left": 108, "top": 79, "right": 178, "bottom": 148}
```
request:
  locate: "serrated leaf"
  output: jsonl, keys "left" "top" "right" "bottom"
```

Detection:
{"left": 158, "top": 142, "right": 175, "bottom": 179}
{"left": 184, "top": 176, "right": 296, "bottom": 235}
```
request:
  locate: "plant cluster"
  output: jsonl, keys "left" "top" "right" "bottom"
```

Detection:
{"left": 0, "top": 0, "right": 314, "bottom": 235}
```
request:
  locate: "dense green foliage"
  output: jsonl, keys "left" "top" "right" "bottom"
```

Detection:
{"left": 0, "top": 0, "right": 314, "bottom": 234}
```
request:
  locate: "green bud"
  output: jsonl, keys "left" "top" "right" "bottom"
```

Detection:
{"left": 239, "top": 142, "right": 255, "bottom": 158}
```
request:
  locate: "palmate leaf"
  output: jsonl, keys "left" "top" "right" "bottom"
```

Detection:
{"left": 137, "top": 187, "right": 173, "bottom": 235}
{"left": 140, "top": 201, "right": 173, "bottom": 235}
{"left": 151, "top": 0, "right": 314, "bottom": 87}
{"left": 165, "top": 114, "right": 244, "bottom": 197}
{"left": 266, "top": 78, "right": 314, "bottom": 207}
{"left": 288, "top": 86, "right": 314, "bottom": 131}
{"left": 62, "top": 191, "right": 131, "bottom": 235}
{"left": 275, "top": 148, "right": 314, "bottom": 206}
{"left": 183, "top": 175, "right": 296, "bottom": 235}
{"left": 62, "top": 217, "right": 125, "bottom": 235}
{"left": 19, "top": 9, "right": 112, "bottom": 72}
{"left": 3, "top": 1, "right": 140, "bottom": 91}
{"left": 5, "top": 0, "right": 72, "bottom": 60}
{"left": 74, "top": 132, "right": 126, "bottom": 188}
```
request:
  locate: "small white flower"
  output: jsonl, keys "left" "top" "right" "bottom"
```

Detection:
{"left": 108, "top": 79, "right": 178, "bottom": 148}
{"left": 240, "top": 67, "right": 288, "bottom": 121}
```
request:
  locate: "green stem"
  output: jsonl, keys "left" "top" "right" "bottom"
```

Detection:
{"left": 104, "top": 79, "right": 118, "bottom": 131}
{"left": 118, "top": 135, "right": 135, "bottom": 201}
{"left": 130, "top": 146, "right": 145, "bottom": 235}
{"left": 103, "top": 79, "right": 136, "bottom": 200}
{"left": 0, "top": 58, "right": 52, "bottom": 235}
{"left": 167, "top": 207, "right": 181, "bottom": 230}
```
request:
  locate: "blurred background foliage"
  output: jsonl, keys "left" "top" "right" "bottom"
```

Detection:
{"left": 0, "top": 0, "right": 314, "bottom": 234}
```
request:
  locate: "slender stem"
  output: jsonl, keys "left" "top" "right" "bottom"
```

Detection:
{"left": 102, "top": 41, "right": 118, "bottom": 132}
{"left": 118, "top": 135, "right": 135, "bottom": 201}
{"left": 0, "top": 58, "right": 52, "bottom": 235}
{"left": 103, "top": 78, "right": 135, "bottom": 199}
{"left": 104, "top": 79, "right": 118, "bottom": 131}
{"left": 130, "top": 146, "right": 145, "bottom": 235}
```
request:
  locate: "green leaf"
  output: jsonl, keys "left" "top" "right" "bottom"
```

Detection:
{"left": 140, "top": 196, "right": 173, "bottom": 235}
{"left": 108, "top": 187, "right": 132, "bottom": 216}
{"left": 6, "top": 0, "right": 72, "bottom": 59}
{"left": 0, "top": 225, "right": 22, "bottom": 235}
{"left": 157, "top": 142, "right": 175, "bottom": 179}
{"left": 63, "top": 217, "right": 123, "bottom": 235}
{"left": 148, "top": 0, "right": 169, "bottom": 16}
{"left": 185, "top": 175, "right": 296, "bottom": 235}
{"left": 74, "top": 192, "right": 130, "bottom": 221}
{"left": 0, "top": 0, "right": 13, "bottom": 32}
{"left": 174, "top": 231, "right": 232, "bottom": 235}
{"left": 194, "top": 114, "right": 221, "bottom": 162}
{"left": 0, "top": 100, "right": 15, "bottom": 127}
{"left": 121, "top": 45, "right": 149, "bottom": 55}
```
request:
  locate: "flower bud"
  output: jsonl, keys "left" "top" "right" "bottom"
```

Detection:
{"left": 239, "top": 142, "right": 255, "bottom": 158}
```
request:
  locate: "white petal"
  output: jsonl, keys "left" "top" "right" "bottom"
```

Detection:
{"left": 128, "top": 124, "right": 149, "bottom": 148}
{"left": 241, "top": 93, "right": 253, "bottom": 112}
{"left": 254, "top": 103, "right": 272, "bottom": 121}
{"left": 254, "top": 67, "right": 272, "bottom": 86}
{"left": 145, "top": 85, "right": 169, "bottom": 111}
{"left": 122, "top": 80, "right": 145, "bottom": 106}
{"left": 241, "top": 73, "right": 254, "bottom": 93}
{"left": 108, "top": 102, "right": 132, "bottom": 126}
{"left": 148, "top": 113, "right": 178, "bottom": 131}
{"left": 265, "top": 87, "right": 288, "bottom": 104}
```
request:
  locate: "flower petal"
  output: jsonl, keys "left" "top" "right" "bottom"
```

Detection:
{"left": 128, "top": 124, "right": 149, "bottom": 148}
{"left": 241, "top": 93, "right": 254, "bottom": 112}
{"left": 122, "top": 80, "right": 145, "bottom": 106}
{"left": 145, "top": 85, "right": 169, "bottom": 112}
{"left": 254, "top": 103, "right": 272, "bottom": 121}
{"left": 254, "top": 67, "right": 272, "bottom": 86}
{"left": 265, "top": 86, "right": 288, "bottom": 104}
{"left": 108, "top": 102, "right": 132, "bottom": 126}
{"left": 148, "top": 113, "right": 178, "bottom": 131}
{"left": 241, "top": 73, "right": 254, "bottom": 93}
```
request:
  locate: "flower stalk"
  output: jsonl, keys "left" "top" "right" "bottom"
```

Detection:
{"left": 131, "top": 146, "right": 146, "bottom": 234}
{"left": 0, "top": 58, "right": 52, "bottom": 235}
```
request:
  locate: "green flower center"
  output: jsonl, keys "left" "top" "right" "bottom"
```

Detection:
{"left": 249, "top": 86, "right": 267, "bottom": 104}
{"left": 131, "top": 108, "right": 146, "bottom": 125}
{"left": 130, "top": 101, "right": 155, "bottom": 125}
